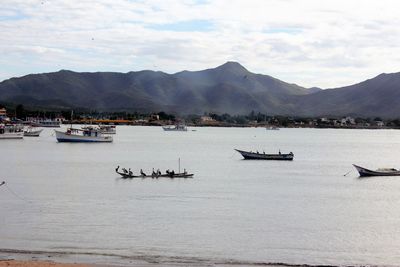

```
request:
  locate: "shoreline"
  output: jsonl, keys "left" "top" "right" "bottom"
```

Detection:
{"left": 63, "top": 122, "right": 399, "bottom": 130}
{"left": 0, "top": 248, "right": 389, "bottom": 267}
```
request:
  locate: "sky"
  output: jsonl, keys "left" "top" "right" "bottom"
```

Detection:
{"left": 1, "top": 0, "right": 400, "bottom": 88}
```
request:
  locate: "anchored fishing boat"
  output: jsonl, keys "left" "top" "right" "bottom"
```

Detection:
{"left": 30, "top": 119, "right": 61, "bottom": 128}
{"left": 55, "top": 127, "right": 113, "bottom": 142}
{"left": 265, "top": 126, "right": 280, "bottom": 130}
{"left": 115, "top": 166, "right": 193, "bottom": 179}
{"left": 162, "top": 124, "right": 188, "bottom": 131}
{"left": 235, "top": 149, "right": 294, "bottom": 160}
{"left": 23, "top": 127, "right": 43, "bottom": 137}
{"left": 99, "top": 125, "right": 116, "bottom": 134}
{"left": 353, "top": 164, "right": 400, "bottom": 177}
{"left": 0, "top": 124, "right": 24, "bottom": 139}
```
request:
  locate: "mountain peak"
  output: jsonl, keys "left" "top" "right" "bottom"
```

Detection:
{"left": 216, "top": 61, "right": 249, "bottom": 73}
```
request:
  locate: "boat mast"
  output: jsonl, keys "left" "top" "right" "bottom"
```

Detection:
{"left": 70, "top": 110, "right": 73, "bottom": 128}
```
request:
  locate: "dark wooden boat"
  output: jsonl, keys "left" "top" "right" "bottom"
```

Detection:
{"left": 115, "top": 167, "right": 194, "bottom": 179}
{"left": 235, "top": 149, "right": 294, "bottom": 160}
{"left": 353, "top": 164, "right": 400, "bottom": 177}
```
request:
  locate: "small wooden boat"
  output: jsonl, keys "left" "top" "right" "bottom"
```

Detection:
{"left": 353, "top": 164, "right": 400, "bottom": 177}
{"left": 23, "top": 127, "right": 43, "bottom": 137}
{"left": 162, "top": 124, "right": 188, "bottom": 131}
{"left": 115, "top": 166, "right": 194, "bottom": 179}
{"left": 235, "top": 149, "right": 294, "bottom": 160}
{"left": 265, "top": 126, "right": 280, "bottom": 130}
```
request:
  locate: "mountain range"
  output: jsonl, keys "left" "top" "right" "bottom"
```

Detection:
{"left": 0, "top": 61, "right": 399, "bottom": 118}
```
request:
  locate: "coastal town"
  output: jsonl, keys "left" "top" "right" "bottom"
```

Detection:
{"left": 0, "top": 106, "right": 397, "bottom": 129}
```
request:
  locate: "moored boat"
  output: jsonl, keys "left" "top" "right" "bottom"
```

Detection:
{"left": 30, "top": 119, "right": 61, "bottom": 128}
{"left": 0, "top": 124, "right": 24, "bottom": 139}
{"left": 266, "top": 126, "right": 280, "bottom": 130}
{"left": 55, "top": 127, "right": 113, "bottom": 142}
{"left": 162, "top": 124, "right": 188, "bottom": 131}
{"left": 353, "top": 164, "right": 400, "bottom": 177}
{"left": 23, "top": 127, "right": 43, "bottom": 137}
{"left": 235, "top": 149, "right": 294, "bottom": 160}
{"left": 99, "top": 125, "right": 116, "bottom": 134}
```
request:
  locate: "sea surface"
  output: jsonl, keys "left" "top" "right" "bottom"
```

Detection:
{"left": 1, "top": 126, "right": 400, "bottom": 266}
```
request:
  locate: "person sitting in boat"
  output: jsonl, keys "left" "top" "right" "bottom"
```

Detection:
{"left": 184, "top": 168, "right": 187, "bottom": 175}
{"left": 157, "top": 169, "right": 161, "bottom": 176}
{"left": 129, "top": 168, "right": 133, "bottom": 176}
{"left": 122, "top": 168, "right": 128, "bottom": 174}
{"left": 166, "top": 169, "right": 170, "bottom": 174}
{"left": 152, "top": 168, "right": 157, "bottom": 178}
{"left": 115, "top": 166, "right": 120, "bottom": 172}
{"left": 140, "top": 169, "right": 146, "bottom": 176}
{"left": 279, "top": 150, "right": 281, "bottom": 155}
{"left": 170, "top": 170, "right": 175, "bottom": 177}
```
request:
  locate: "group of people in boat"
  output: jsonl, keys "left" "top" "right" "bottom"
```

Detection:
{"left": 116, "top": 166, "right": 187, "bottom": 178}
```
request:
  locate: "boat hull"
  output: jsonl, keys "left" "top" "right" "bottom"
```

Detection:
{"left": 353, "top": 164, "right": 400, "bottom": 177}
{"left": 116, "top": 170, "right": 193, "bottom": 179}
{"left": 24, "top": 129, "right": 43, "bottom": 137}
{"left": 235, "top": 149, "right": 294, "bottom": 160}
{"left": 55, "top": 130, "right": 113, "bottom": 143}
{"left": 162, "top": 125, "right": 188, "bottom": 131}
{"left": 0, "top": 133, "right": 23, "bottom": 139}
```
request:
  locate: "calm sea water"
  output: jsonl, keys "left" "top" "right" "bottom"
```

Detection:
{"left": 1, "top": 126, "right": 400, "bottom": 266}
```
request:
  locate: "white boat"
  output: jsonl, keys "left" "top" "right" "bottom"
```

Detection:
{"left": 162, "top": 124, "right": 188, "bottom": 131}
{"left": 55, "top": 127, "right": 113, "bottom": 143}
{"left": 99, "top": 125, "right": 116, "bottom": 134}
{"left": 30, "top": 119, "right": 61, "bottom": 128}
{"left": 23, "top": 127, "right": 43, "bottom": 137}
{"left": 0, "top": 124, "right": 24, "bottom": 139}
{"left": 266, "top": 126, "right": 280, "bottom": 130}
{"left": 82, "top": 125, "right": 116, "bottom": 134}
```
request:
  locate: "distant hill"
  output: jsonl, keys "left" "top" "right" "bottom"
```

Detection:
{"left": 290, "top": 72, "right": 400, "bottom": 118}
{"left": 0, "top": 62, "right": 400, "bottom": 117}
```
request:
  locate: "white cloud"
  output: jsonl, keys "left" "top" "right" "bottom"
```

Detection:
{"left": 1, "top": 0, "right": 400, "bottom": 87}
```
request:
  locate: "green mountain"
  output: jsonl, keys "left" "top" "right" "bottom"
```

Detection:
{"left": 0, "top": 62, "right": 399, "bottom": 117}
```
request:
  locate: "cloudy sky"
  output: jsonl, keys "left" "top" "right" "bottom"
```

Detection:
{"left": 1, "top": 0, "right": 400, "bottom": 88}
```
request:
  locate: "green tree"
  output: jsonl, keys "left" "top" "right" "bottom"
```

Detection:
{"left": 15, "top": 104, "right": 25, "bottom": 119}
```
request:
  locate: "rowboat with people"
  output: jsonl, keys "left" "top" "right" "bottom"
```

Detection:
{"left": 115, "top": 166, "right": 194, "bottom": 178}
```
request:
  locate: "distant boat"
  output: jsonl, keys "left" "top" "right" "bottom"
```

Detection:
{"left": 266, "top": 126, "right": 280, "bottom": 130}
{"left": 55, "top": 127, "right": 113, "bottom": 143}
{"left": 235, "top": 149, "right": 294, "bottom": 160}
{"left": 162, "top": 124, "right": 188, "bottom": 131}
{"left": 99, "top": 125, "right": 116, "bottom": 134}
{"left": 0, "top": 124, "right": 24, "bottom": 139}
{"left": 30, "top": 119, "right": 61, "bottom": 128}
{"left": 353, "top": 164, "right": 400, "bottom": 177}
{"left": 23, "top": 127, "right": 43, "bottom": 137}
{"left": 82, "top": 125, "right": 116, "bottom": 134}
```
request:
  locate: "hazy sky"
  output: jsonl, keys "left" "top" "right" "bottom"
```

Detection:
{"left": 1, "top": 0, "right": 400, "bottom": 88}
